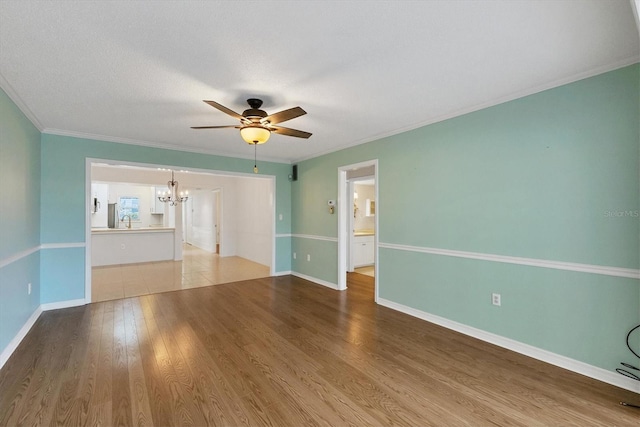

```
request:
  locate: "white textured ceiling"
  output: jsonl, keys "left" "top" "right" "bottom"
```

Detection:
{"left": 1, "top": 1, "right": 638, "bottom": 164}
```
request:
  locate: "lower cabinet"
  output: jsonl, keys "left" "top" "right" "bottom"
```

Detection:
{"left": 352, "top": 235, "right": 374, "bottom": 267}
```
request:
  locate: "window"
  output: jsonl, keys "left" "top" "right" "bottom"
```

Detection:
{"left": 119, "top": 196, "right": 140, "bottom": 220}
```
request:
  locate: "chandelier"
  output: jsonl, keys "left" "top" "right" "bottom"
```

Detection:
{"left": 157, "top": 170, "right": 188, "bottom": 206}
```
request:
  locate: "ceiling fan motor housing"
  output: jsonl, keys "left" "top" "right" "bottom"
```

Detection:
{"left": 243, "top": 98, "right": 268, "bottom": 121}
{"left": 243, "top": 108, "right": 267, "bottom": 121}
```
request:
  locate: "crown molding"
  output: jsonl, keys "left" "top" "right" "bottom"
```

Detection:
{"left": 0, "top": 72, "right": 44, "bottom": 131}
{"left": 5, "top": 56, "right": 638, "bottom": 166}
{"left": 41, "top": 128, "right": 290, "bottom": 165}
{"left": 292, "top": 56, "right": 640, "bottom": 163}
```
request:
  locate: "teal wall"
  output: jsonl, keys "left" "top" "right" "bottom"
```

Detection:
{"left": 1, "top": 63, "right": 638, "bottom": 376}
{"left": 291, "top": 64, "right": 640, "bottom": 371}
{"left": 0, "top": 88, "right": 41, "bottom": 352}
{"left": 292, "top": 237, "right": 338, "bottom": 284}
{"left": 39, "top": 133, "right": 292, "bottom": 303}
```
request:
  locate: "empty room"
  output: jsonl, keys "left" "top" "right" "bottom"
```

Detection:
{"left": 1, "top": 1, "right": 639, "bottom": 425}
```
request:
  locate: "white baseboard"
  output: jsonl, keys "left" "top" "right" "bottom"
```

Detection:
{"left": 377, "top": 298, "right": 640, "bottom": 394}
{"left": 0, "top": 298, "right": 87, "bottom": 370}
{"left": 41, "top": 298, "right": 86, "bottom": 311}
{"left": 0, "top": 305, "right": 42, "bottom": 370}
{"left": 273, "top": 270, "right": 292, "bottom": 276}
{"left": 292, "top": 272, "right": 341, "bottom": 290}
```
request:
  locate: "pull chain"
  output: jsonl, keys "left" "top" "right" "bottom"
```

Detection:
{"left": 253, "top": 143, "right": 258, "bottom": 173}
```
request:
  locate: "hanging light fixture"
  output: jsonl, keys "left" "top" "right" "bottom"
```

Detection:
{"left": 240, "top": 124, "right": 271, "bottom": 145}
{"left": 157, "top": 170, "right": 188, "bottom": 206}
{"left": 239, "top": 124, "right": 269, "bottom": 174}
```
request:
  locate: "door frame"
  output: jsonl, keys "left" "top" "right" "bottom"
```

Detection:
{"left": 183, "top": 188, "right": 221, "bottom": 254}
{"left": 85, "top": 158, "right": 276, "bottom": 303}
{"left": 337, "top": 159, "right": 378, "bottom": 301}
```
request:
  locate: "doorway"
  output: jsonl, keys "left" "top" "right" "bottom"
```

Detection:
{"left": 184, "top": 189, "right": 221, "bottom": 254}
{"left": 338, "top": 160, "right": 378, "bottom": 301}
{"left": 85, "top": 160, "right": 275, "bottom": 303}
{"left": 349, "top": 177, "right": 375, "bottom": 276}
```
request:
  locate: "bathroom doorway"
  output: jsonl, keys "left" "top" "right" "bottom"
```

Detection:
{"left": 350, "top": 177, "right": 375, "bottom": 276}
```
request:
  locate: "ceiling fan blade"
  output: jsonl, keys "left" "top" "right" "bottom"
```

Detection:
{"left": 190, "top": 125, "right": 240, "bottom": 129}
{"left": 202, "top": 100, "right": 247, "bottom": 122}
{"left": 271, "top": 125, "right": 312, "bottom": 139}
{"left": 262, "top": 106, "right": 306, "bottom": 125}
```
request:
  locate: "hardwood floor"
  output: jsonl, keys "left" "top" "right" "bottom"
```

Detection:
{"left": 1, "top": 272, "right": 638, "bottom": 426}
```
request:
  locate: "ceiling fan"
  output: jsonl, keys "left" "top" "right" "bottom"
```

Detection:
{"left": 191, "top": 98, "right": 312, "bottom": 145}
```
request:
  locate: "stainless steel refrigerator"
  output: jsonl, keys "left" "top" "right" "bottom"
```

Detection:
{"left": 107, "top": 203, "right": 119, "bottom": 228}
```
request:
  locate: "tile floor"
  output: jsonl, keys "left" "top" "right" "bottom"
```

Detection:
{"left": 91, "top": 244, "right": 271, "bottom": 302}
{"left": 354, "top": 265, "right": 375, "bottom": 277}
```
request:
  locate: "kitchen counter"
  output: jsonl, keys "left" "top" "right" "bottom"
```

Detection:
{"left": 91, "top": 227, "right": 175, "bottom": 266}
{"left": 92, "top": 227, "right": 174, "bottom": 234}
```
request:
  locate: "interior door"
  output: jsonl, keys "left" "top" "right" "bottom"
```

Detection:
{"left": 185, "top": 190, "right": 217, "bottom": 253}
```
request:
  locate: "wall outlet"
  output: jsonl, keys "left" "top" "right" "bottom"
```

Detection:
{"left": 28, "top": 283, "right": 31, "bottom": 295}
{"left": 307, "top": 254, "right": 311, "bottom": 262}
{"left": 279, "top": 213, "right": 283, "bottom": 221}
{"left": 492, "top": 293, "right": 501, "bottom": 306}
{"left": 293, "top": 252, "right": 296, "bottom": 259}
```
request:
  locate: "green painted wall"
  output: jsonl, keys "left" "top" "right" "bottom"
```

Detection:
{"left": 291, "top": 64, "right": 640, "bottom": 372}
{"left": 0, "top": 88, "right": 41, "bottom": 352}
{"left": 2, "top": 61, "right": 638, "bottom": 377}
{"left": 292, "top": 237, "right": 338, "bottom": 284}
{"left": 39, "top": 133, "right": 292, "bottom": 303}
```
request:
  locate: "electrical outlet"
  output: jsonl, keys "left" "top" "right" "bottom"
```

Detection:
{"left": 279, "top": 214, "right": 283, "bottom": 221}
{"left": 28, "top": 283, "right": 31, "bottom": 295}
{"left": 307, "top": 254, "right": 311, "bottom": 262}
{"left": 293, "top": 252, "right": 296, "bottom": 259}
{"left": 492, "top": 293, "right": 501, "bottom": 306}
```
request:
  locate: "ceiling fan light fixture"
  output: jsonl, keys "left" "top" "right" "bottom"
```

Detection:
{"left": 240, "top": 124, "right": 271, "bottom": 145}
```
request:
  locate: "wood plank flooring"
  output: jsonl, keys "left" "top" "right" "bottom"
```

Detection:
{"left": 1, "top": 273, "right": 638, "bottom": 426}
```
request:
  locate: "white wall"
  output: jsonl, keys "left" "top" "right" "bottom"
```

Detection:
{"left": 91, "top": 164, "right": 271, "bottom": 264}
{"left": 110, "top": 183, "right": 164, "bottom": 228}
{"left": 354, "top": 183, "right": 375, "bottom": 231}
{"left": 185, "top": 190, "right": 217, "bottom": 253}
{"left": 234, "top": 176, "right": 273, "bottom": 267}
{"left": 90, "top": 183, "right": 108, "bottom": 227}
{"left": 90, "top": 182, "right": 164, "bottom": 228}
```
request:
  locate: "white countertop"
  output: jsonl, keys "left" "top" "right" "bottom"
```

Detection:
{"left": 92, "top": 227, "right": 175, "bottom": 234}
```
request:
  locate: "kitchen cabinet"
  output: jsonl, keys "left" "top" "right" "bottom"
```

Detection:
{"left": 352, "top": 235, "right": 374, "bottom": 267}
{"left": 150, "top": 186, "right": 165, "bottom": 214}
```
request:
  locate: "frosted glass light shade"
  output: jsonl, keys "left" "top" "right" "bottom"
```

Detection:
{"left": 240, "top": 125, "right": 271, "bottom": 144}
